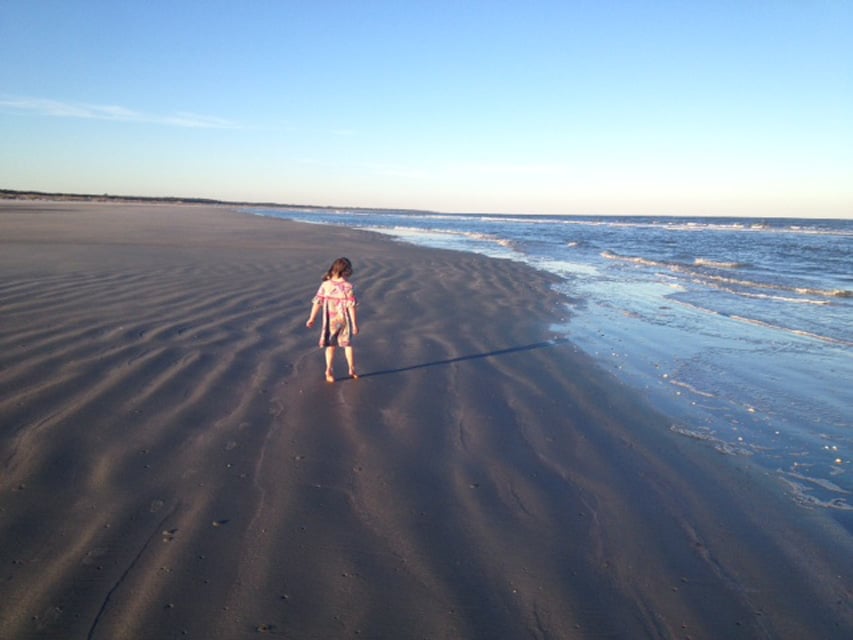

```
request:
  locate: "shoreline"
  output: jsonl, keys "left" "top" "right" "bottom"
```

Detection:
{"left": 1, "top": 201, "right": 850, "bottom": 639}
{"left": 253, "top": 206, "right": 853, "bottom": 524}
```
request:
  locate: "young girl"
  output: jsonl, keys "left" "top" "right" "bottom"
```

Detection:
{"left": 306, "top": 257, "right": 359, "bottom": 382}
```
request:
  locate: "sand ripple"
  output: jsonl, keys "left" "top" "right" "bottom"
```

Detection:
{"left": 1, "top": 202, "right": 851, "bottom": 639}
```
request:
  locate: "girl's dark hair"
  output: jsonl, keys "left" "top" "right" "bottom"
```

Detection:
{"left": 323, "top": 257, "right": 353, "bottom": 280}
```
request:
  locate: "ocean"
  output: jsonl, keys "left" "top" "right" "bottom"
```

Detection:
{"left": 248, "top": 207, "right": 852, "bottom": 514}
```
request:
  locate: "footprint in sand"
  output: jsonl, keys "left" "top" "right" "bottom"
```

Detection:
{"left": 82, "top": 548, "right": 107, "bottom": 565}
{"left": 269, "top": 400, "right": 284, "bottom": 417}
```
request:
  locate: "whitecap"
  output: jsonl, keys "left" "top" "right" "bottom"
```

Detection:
{"left": 693, "top": 258, "right": 747, "bottom": 269}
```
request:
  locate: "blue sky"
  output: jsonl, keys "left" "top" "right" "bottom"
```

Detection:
{"left": 1, "top": 1, "right": 851, "bottom": 217}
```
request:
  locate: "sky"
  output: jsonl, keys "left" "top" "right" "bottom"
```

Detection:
{"left": 1, "top": 1, "right": 851, "bottom": 217}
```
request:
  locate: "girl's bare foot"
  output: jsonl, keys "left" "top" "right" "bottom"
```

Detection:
{"left": 325, "top": 370, "right": 335, "bottom": 383}
{"left": 349, "top": 369, "right": 359, "bottom": 379}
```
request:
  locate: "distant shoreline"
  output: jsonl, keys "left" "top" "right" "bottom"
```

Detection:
{"left": 0, "top": 187, "right": 433, "bottom": 215}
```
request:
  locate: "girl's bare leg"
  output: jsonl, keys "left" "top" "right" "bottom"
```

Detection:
{"left": 325, "top": 347, "right": 336, "bottom": 382}
{"left": 344, "top": 346, "right": 357, "bottom": 378}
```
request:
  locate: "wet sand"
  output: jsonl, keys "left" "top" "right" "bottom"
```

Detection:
{"left": 0, "top": 201, "right": 850, "bottom": 639}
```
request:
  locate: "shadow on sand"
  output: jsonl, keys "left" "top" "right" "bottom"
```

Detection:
{"left": 357, "top": 338, "right": 572, "bottom": 380}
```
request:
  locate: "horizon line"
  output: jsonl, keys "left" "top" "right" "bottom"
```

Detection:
{"left": 1, "top": 188, "right": 849, "bottom": 221}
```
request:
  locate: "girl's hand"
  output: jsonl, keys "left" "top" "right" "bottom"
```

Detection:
{"left": 352, "top": 324, "right": 359, "bottom": 336}
{"left": 306, "top": 318, "right": 315, "bottom": 328}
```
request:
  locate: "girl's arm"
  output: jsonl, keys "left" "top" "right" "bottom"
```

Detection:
{"left": 349, "top": 304, "right": 359, "bottom": 335}
{"left": 306, "top": 301, "right": 321, "bottom": 327}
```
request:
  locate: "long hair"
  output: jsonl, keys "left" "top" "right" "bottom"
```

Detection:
{"left": 323, "top": 257, "right": 353, "bottom": 281}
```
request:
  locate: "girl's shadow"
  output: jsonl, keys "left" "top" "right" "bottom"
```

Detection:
{"left": 358, "top": 338, "right": 571, "bottom": 379}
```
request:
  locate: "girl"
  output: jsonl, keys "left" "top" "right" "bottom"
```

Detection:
{"left": 306, "top": 257, "right": 359, "bottom": 382}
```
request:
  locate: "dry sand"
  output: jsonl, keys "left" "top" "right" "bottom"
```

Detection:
{"left": 0, "top": 201, "right": 851, "bottom": 639}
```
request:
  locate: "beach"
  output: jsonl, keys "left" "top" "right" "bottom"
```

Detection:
{"left": 1, "top": 201, "right": 851, "bottom": 639}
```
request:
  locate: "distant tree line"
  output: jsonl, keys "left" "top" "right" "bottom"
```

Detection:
{"left": 0, "top": 188, "right": 278, "bottom": 207}
{"left": 0, "top": 188, "right": 431, "bottom": 215}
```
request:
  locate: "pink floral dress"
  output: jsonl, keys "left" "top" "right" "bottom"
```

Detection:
{"left": 313, "top": 279, "right": 357, "bottom": 347}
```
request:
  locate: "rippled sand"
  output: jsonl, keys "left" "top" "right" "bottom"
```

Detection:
{"left": 1, "top": 201, "right": 850, "bottom": 639}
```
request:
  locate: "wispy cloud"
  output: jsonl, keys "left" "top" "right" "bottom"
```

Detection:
{"left": 375, "top": 166, "right": 430, "bottom": 179}
{"left": 0, "top": 96, "right": 240, "bottom": 129}
{"left": 452, "top": 162, "right": 573, "bottom": 177}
